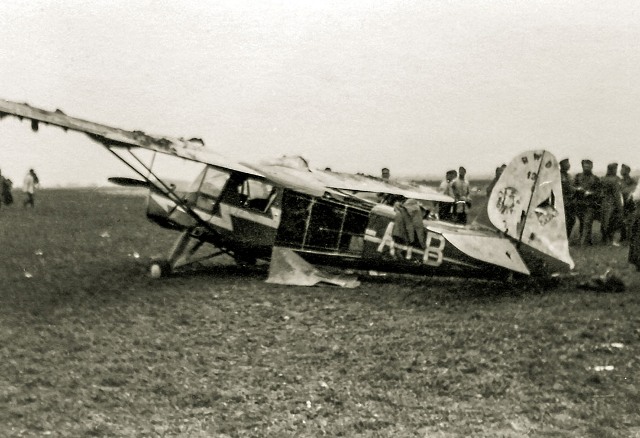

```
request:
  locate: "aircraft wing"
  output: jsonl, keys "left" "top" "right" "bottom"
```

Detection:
{"left": 243, "top": 158, "right": 455, "bottom": 203}
{"left": 314, "top": 170, "right": 454, "bottom": 203}
{"left": 243, "top": 162, "right": 332, "bottom": 198}
{"left": 0, "top": 99, "right": 263, "bottom": 177}
{"left": 0, "top": 98, "right": 451, "bottom": 203}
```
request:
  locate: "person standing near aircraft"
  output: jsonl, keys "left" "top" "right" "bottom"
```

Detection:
{"left": 599, "top": 163, "right": 623, "bottom": 245}
{"left": 437, "top": 169, "right": 457, "bottom": 221}
{"left": 620, "top": 164, "right": 636, "bottom": 243}
{"left": 450, "top": 166, "right": 471, "bottom": 224}
{"left": 559, "top": 159, "right": 577, "bottom": 240}
{"left": 574, "top": 159, "right": 601, "bottom": 245}
{"left": 628, "top": 180, "right": 640, "bottom": 271}
{"left": 486, "top": 164, "right": 506, "bottom": 197}
{"left": 23, "top": 168, "right": 39, "bottom": 208}
{"left": 438, "top": 169, "right": 456, "bottom": 194}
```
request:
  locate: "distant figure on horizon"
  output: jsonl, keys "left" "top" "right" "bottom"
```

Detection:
{"left": 23, "top": 168, "right": 39, "bottom": 208}
{"left": 381, "top": 167, "right": 390, "bottom": 182}
{"left": 1, "top": 169, "right": 13, "bottom": 207}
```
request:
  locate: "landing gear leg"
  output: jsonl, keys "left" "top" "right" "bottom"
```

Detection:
{"left": 149, "top": 229, "right": 228, "bottom": 278}
{"left": 149, "top": 230, "right": 196, "bottom": 278}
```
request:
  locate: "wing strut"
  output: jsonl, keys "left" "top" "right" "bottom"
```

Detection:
{"left": 90, "top": 136, "right": 237, "bottom": 259}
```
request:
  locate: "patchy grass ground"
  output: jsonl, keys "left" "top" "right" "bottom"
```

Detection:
{"left": 1, "top": 189, "right": 639, "bottom": 437}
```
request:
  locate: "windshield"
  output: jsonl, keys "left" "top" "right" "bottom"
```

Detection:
{"left": 187, "top": 166, "right": 231, "bottom": 212}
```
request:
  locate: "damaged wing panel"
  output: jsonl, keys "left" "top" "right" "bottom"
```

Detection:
{"left": 267, "top": 247, "right": 361, "bottom": 288}
{"left": 313, "top": 169, "right": 455, "bottom": 203}
{"left": 0, "top": 99, "right": 263, "bottom": 177}
{"left": 243, "top": 159, "right": 454, "bottom": 203}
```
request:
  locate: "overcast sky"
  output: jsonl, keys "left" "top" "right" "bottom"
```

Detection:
{"left": 1, "top": 0, "right": 640, "bottom": 186}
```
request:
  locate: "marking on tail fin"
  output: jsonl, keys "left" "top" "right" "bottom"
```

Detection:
{"left": 487, "top": 150, "right": 574, "bottom": 271}
{"left": 534, "top": 190, "right": 558, "bottom": 226}
{"left": 496, "top": 187, "right": 520, "bottom": 214}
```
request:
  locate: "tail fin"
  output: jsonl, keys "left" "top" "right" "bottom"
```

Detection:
{"left": 485, "top": 150, "right": 574, "bottom": 273}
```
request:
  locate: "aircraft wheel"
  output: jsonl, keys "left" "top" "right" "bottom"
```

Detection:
{"left": 150, "top": 260, "right": 171, "bottom": 278}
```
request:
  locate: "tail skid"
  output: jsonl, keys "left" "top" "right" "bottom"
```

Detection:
{"left": 486, "top": 150, "right": 574, "bottom": 274}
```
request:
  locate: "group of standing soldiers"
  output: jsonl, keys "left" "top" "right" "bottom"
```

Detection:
{"left": 560, "top": 159, "right": 636, "bottom": 246}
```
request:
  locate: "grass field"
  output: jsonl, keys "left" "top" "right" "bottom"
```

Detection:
{"left": 1, "top": 189, "right": 639, "bottom": 437}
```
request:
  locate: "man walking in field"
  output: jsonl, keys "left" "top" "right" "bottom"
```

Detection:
{"left": 23, "top": 168, "right": 39, "bottom": 208}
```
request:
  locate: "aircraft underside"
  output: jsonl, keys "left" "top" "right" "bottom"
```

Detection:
{"left": 150, "top": 188, "right": 533, "bottom": 283}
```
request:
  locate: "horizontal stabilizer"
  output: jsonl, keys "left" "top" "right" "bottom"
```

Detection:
{"left": 267, "top": 247, "right": 360, "bottom": 288}
{"left": 440, "top": 229, "right": 530, "bottom": 275}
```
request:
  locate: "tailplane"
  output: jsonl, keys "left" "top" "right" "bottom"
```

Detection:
{"left": 485, "top": 150, "right": 574, "bottom": 274}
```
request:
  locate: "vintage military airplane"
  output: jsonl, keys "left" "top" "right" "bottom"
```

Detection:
{"left": 0, "top": 99, "right": 574, "bottom": 287}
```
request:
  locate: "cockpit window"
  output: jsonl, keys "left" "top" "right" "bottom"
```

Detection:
{"left": 188, "top": 166, "right": 231, "bottom": 212}
{"left": 238, "top": 178, "right": 276, "bottom": 212}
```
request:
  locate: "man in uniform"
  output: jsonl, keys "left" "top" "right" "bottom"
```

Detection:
{"left": 559, "top": 159, "right": 576, "bottom": 240}
{"left": 485, "top": 164, "right": 506, "bottom": 197}
{"left": 438, "top": 169, "right": 456, "bottom": 194}
{"left": 599, "top": 163, "right": 623, "bottom": 245}
{"left": 629, "top": 180, "right": 640, "bottom": 270}
{"left": 450, "top": 166, "right": 471, "bottom": 224}
{"left": 0, "top": 169, "right": 4, "bottom": 209}
{"left": 574, "top": 159, "right": 601, "bottom": 245}
{"left": 437, "top": 169, "right": 457, "bottom": 221}
{"left": 620, "top": 164, "right": 637, "bottom": 243}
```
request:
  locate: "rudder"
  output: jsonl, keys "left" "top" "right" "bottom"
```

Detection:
{"left": 486, "top": 150, "right": 574, "bottom": 273}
